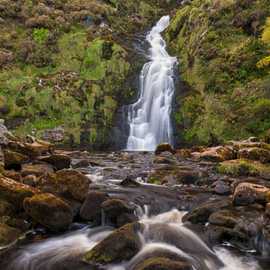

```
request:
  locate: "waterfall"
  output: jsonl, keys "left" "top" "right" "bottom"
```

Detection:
{"left": 126, "top": 16, "right": 177, "bottom": 151}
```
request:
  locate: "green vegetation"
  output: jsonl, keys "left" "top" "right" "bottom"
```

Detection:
{"left": 217, "top": 159, "right": 270, "bottom": 177}
{"left": 166, "top": 0, "right": 270, "bottom": 145}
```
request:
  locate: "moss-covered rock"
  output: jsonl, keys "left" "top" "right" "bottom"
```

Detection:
{"left": 217, "top": 159, "right": 270, "bottom": 177}
{"left": 23, "top": 192, "right": 73, "bottom": 231}
{"left": 38, "top": 169, "right": 91, "bottom": 201}
{"left": 3, "top": 149, "right": 29, "bottom": 170}
{"left": 84, "top": 222, "right": 142, "bottom": 264}
{"left": 0, "top": 175, "right": 38, "bottom": 209}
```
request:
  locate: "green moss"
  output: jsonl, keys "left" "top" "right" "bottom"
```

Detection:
{"left": 168, "top": 0, "right": 270, "bottom": 145}
{"left": 217, "top": 159, "right": 270, "bottom": 177}
{"left": 33, "top": 28, "right": 50, "bottom": 45}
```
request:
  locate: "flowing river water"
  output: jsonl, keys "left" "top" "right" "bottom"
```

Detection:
{"left": 1, "top": 151, "right": 265, "bottom": 270}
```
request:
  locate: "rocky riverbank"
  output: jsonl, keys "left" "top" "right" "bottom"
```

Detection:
{"left": 0, "top": 123, "right": 270, "bottom": 269}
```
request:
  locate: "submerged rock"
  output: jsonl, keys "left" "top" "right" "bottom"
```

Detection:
{"left": 84, "top": 222, "right": 142, "bottom": 264}
{"left": 23, "top": 193, "right": 73, "bottom": 231}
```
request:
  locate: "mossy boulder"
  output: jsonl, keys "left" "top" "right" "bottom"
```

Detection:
{"left": 238, "top": 147, "right": 270, "bottom": 163}
{"left": 38, "top": 169, "right": 91, "bottom": 201}
{"left": 183, "top": 199, "right": 231, "bottom": 224}
{"left": 23, "top": 193, "right": 73, "bottom": 231}
{"left": 133, "top": 257, "right": 192, "bottom": 270}
{"left": 0, "top": 176, "right": 38, "bottom": 209}
{"left": 217, "top": 159, "right": 270, "bottom": 178}
{"left": 84, "top": 222, "right": 142, "bottom": 264}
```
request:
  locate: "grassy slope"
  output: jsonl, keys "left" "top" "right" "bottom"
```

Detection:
{"left": 166, "top": 0, "right": 270, "bottom": 146}
{"left": 0, "top": 0, "right": 176, "bottom": 149}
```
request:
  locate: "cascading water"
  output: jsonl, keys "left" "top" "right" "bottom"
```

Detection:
{"left": 3, "top": 209, "right": 262, "bottom": 270}
{"left": 126, "top": 16, "right": 177, "bottom": 151}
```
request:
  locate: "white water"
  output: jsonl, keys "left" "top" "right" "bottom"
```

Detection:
{"left": 126, "top": 16, "right": 177, "bottom": 151}
{"left": 5, "top": 209, "right": 262, "bottom": 270}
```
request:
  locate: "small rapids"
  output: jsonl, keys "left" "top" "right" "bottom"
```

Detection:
{"left": 126, "top": 15, "right": 177, "bottom": 151}
{"left": 3, "top": 209, "right": 262, "bottom": 270}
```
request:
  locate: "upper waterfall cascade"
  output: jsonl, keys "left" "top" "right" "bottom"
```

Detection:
{"left": 126, "top": 16, "right": 177, "bottom": 151}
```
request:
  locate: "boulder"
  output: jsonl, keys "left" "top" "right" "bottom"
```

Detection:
{"left": 39, "top": 154, "right": 71, "bottom": 170}
{"left": 101, "top": 199, "right": 136, "bottom": 226}
{"left": 21, "top": 163, "right": 54, "bottom": 177}
{"left": 0, "top": 176, "right": 38, "bottom": 209}
{"left": 199, "top": 146, "right": 235, "bottom": 162}
{"left": 238, "top": 147, "right": 270, "bottom": 163}
{"left": 155, "top": 144, "right": 175, "bottom": 155}
{"left": 3, "top": 150, "right": 29, "bottom": 170}
{"left": 266, "top": 203, "right": 270, "bottom": 216}
{"left": 134, "top": 257, "right": 192, "bottom": 270}
{"left": 183, "top": 199, "right": 231, "bottom": 224}
{"left": 42, "top": 126, "right": 65, "bottom": 143}
{"left": 208, "top": 210, "right": 238, "bottom": 228}
{"left": 84, "top": 222, "right": 142, "bottom": 264}
{"left": 23, "top": 193, "right": 73, "bottom": 231}
{"left": 80, "top": 191, "right": 109, "bottom": 221}
{"left": 55, "top": 169, "right": 90, "bottom": 201}
{"left": 233, "top": 183, "right": 269, "bottom": 206}
{"left": 0, "top": 223, "right": 21, "bottom": 246}
{"left": 3, "top": 170, "right": 22, "bottom": 182}
{"left": 39, "top": 169, "right": 91, "bottom": 202}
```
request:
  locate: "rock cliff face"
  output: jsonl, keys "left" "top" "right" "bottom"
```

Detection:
{"left": 0, "top": 0, "right": 178, "bottom": 150}
{"left": 166, "top": 0, "right": 270, "bottom": 146}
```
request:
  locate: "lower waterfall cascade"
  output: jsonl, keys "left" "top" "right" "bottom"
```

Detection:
{"left": 126, "top": 16, "right": 177, "bottom": 151}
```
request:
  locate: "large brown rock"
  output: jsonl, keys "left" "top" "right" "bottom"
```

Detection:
{"left": 39, "top": 154, "right": 71, "bottom": 170}
{"left": 0, "top": 176, "right": 38, "bottom": 209}
{"left": 233, "top": 183, "right": 269, "bottom": 206}
{"left": 199, "top": 146, "right": 235, "bottom": 162}
{"left": 134, "top": 257, "right": 192, "bottom": 270}
{"left": 183, "top": 199, "right": 231, "bottom": 224}
{"left": 80, "top": 191, "right": 109, "bottom": 221}
{"left": 39, "top": 169, "right": 91, "bottom": 201}
{"left": 23, "top": 193, "right": 73, "bottom": 231}
{"left": 84, "top": 222, "right": 142, "bottom": 264}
